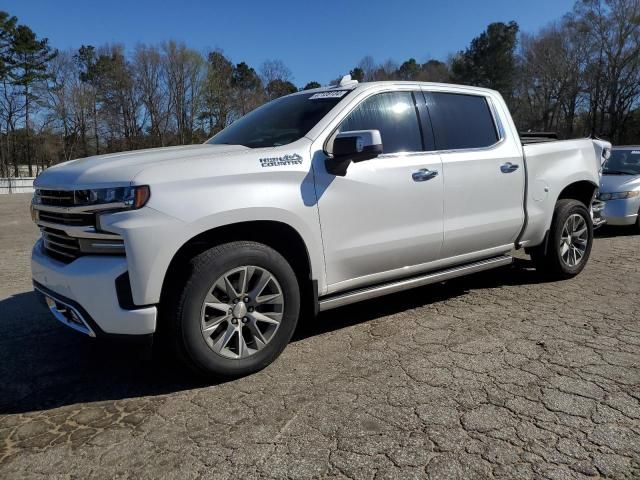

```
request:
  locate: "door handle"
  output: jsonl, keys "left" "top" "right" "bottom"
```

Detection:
{"left": 412, "top": 168, "right": 438, "bottom": 182}
{"left": 500, "top": 162, "right": 519, "bottom": 173}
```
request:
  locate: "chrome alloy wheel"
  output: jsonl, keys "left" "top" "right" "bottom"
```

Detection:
{"left": 560, "top": 213, "right": 588, "bottom": 267}
{"left": 200, "top": 266, "right": 284, "bottom": 359}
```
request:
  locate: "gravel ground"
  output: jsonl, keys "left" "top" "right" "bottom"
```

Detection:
{"left": 0, "top": 193, "right": 639, "bottom": 479}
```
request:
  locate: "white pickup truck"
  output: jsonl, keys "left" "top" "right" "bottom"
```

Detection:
{"left": 31, "top": 77, "right": 608, "bottom": 377}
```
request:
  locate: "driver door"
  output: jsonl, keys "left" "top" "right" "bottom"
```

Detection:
{"left": 313, "top": 90, "right": 444, "bottom": 293}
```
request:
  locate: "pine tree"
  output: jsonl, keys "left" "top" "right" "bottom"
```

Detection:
{"left": 303, "top": 81, "right": 321, "bottom": 90}
{"left": 203, "top": 50, "right": 234, "bottom": 134}
{"left": 0, "top": 12, "right": 17, "bottom": 177}
{"left": 0, "top": 11, "right": 16, "bottom": 81}
{"left": 232, "top": 62, "right": 263, "bottom": 115}
{"left": 75, "top": 45, "right": 101, "bottom": 154}
{"left": 451, "top": 21, "right": 519, "bottom": 100}
{"left": 9, "top": 24, "right": 56, "bottom": 175}
{"left": 398, "top": 58, "right": 420, "bottom": 81}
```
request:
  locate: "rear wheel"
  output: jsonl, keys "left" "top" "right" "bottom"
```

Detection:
{"left": 166, "top": 241, "right": 300, "bottom": 378}
{"left": 530, "top": 199, "right": 593, "bottom": 279}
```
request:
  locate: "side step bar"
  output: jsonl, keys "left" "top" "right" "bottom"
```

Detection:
{"left": 318, "top": 255, "right": 513, "bottom": 312}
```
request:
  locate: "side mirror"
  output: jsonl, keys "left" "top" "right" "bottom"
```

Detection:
{"left": 325, "top": 130, "right": 383, "bottom": 176}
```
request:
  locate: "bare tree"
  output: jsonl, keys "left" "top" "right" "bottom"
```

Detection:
{"left": 357, "top": 56, "right": 377, "bottom": 81}
{"left": 260, "top": 59, "right": 295, "bottom": 100}
{"left": 163, "top": 41, "right": 204, "bottom": 144}
{"left": 575, "top": 0, "right": 640, "bottom": 140}
{"left": 91, "top": 45, "right": 141, "bottom": 150}
{"left": 134, "top": 44, "right": 170, "bottom": 146}
{"left": 0, "top": 76, "right": 22, "bottom": 176}
{"left": 373, "top": 59, "right": 399, "bottom": 81}
{"left": 260, "top": 59, "right": 292, "bottom": 85}
{"left": 40, "top": 50, "right": 81, "bottom": 162}
{"left": 518, "top": 24, "right": 578, "bottom": 132}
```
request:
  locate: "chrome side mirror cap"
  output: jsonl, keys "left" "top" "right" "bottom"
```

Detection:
{"left": 326, "top": 130, "right": 383, "bottom": 176}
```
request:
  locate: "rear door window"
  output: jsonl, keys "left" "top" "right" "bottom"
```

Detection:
{"left": 425, "top": 92, "right": 499, "bottom": 150}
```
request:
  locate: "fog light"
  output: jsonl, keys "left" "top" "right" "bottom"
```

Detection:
{"left": 78, "top": 238, "right": 126, "bottom": 255}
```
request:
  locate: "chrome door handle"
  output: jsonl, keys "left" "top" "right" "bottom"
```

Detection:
{"left": 412, "top": 168, "right": 438, "bottom": 182}
{"left": 500, "top": 162, "right": 519, "bottom": 173}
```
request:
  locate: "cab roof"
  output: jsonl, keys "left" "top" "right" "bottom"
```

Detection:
{"left": 298, "top": 80, "right": 498, "bottom": 97}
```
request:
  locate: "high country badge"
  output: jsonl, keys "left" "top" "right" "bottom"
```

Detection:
{"left": 259, "top": 153, "right": 303, "bottom": 167}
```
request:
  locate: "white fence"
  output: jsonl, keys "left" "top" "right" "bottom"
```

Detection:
{"left": 0, "top": 177, "right": 36, "bottom": 194}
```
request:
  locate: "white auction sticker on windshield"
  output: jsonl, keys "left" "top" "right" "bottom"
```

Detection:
{"left": 309, "top": 91, "right": 348, "bottom": 100}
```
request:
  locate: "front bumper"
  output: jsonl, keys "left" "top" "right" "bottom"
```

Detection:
{"left": 31, "top": 240, "right": 157, "bottom": 336}
{"left": 602, "top": 197, "right": 640, "bottom": 226}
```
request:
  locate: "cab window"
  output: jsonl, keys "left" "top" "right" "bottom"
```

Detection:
{"left": 425, "top": 92, "right": 499, "bottom": 150}
{"left": 338, "top": 92, "right": 423, "bottom": 154}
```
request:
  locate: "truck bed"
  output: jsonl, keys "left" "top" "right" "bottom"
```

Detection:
{"left": 520, "top": 138, "right": 603, "bottom": 248}
{"left": 520, "top": 132, "right": 559, "bottom": 145}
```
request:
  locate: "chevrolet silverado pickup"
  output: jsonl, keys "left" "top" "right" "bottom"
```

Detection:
{"left": 31, "top": 77, "right": 608, "bottom": 377}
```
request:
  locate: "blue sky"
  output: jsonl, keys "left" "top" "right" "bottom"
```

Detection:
{"left": 5, "top": 0, "right": 576, "bottom": 86}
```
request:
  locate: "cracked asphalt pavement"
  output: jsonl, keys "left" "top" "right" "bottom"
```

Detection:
{"left": 1, "top": 193, "right": 639, "bottom": 479}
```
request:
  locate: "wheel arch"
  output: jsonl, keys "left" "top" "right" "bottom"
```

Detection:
{"left": 556, "top": 180, "right": 598, "bottom": 207}
{"left": 525, "top": 181, "right": 597, "bottom": 255}
{"left": 522, "top": 177, "right": 598, "bottom": 250}
{"left": 159, "top": 220, "right": 316, "bottom": 317}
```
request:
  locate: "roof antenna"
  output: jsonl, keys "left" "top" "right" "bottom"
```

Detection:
{"left": 338, "top": 74, "right": 358, "bottom": 87}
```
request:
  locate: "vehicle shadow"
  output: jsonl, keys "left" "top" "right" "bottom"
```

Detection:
{"left": 0, "top": 290, "right": 208, "bottom": 415}
{"left": 594, "top": 225, "right": 639, "bottom": 238}
{"left": 0, "top": 259, "right": 550, "bottom": 415}
{"left": 293, "top": 258, "right": 551, "bottom": 341}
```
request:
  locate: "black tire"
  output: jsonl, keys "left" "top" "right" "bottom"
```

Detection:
{"left": 635, "top": 209, "right": 640, "bottom": 233}
{"left": 530, "top": 199, "right": 593, "bottom": 279}
{"left": 165, "top": 241, "right": 300, "bottom": 379}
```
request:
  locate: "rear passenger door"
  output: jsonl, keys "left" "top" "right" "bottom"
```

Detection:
{"left": 423, "top": 91, "right": 525, "bottom": 259}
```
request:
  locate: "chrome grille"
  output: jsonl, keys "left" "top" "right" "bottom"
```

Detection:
{"left": 33, "top": 188, "right": 126, "bottom": 263}
{"left": 41, "top": 227, "right": 81, "bottom": 263}
{"left": 38, "top": 210, "right": 94, "bottom": 226}
{"left": 37, "top": 189, "right": 75, "bottom": 206}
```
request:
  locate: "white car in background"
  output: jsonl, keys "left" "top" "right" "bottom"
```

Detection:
{"left": 599, "top": 146, "right": 640, "bottom": 231}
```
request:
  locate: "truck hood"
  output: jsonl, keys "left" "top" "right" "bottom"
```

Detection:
{"left": 34, "top": 144, "right": 249, "bottom": 189}
{"left": 600, "top": 173, "right": 640, "bottom": 193}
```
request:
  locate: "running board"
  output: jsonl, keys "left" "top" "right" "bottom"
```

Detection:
{"left": 318, "top": 255, "right": 513, "bottom": 312}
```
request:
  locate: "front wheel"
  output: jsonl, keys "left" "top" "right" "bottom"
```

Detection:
{"left": 530, "top": 199, "right": 593, "bottom": 279}
{"left": 166, "top": 241, "right": 300, "bottom": 378}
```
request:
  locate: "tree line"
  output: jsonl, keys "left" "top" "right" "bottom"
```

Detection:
{"left": 347, "top": 0, "right": 639, "bottom": 145}
{"left": 1, "top": 0, "right": 638, "bottom": 178}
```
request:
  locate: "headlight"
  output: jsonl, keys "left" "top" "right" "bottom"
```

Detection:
{"left": 74, "top": 185, "right": 150, "bottom": 209}
{"left": 599, "top": 191, "right": 640, "bottom": 201}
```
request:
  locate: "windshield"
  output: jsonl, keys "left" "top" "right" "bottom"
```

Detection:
{"left": 603, "top": 149, "right": 640, "bottom": 175}
{"left": 207, "top": 90, "right": 351, "bottom": 148}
